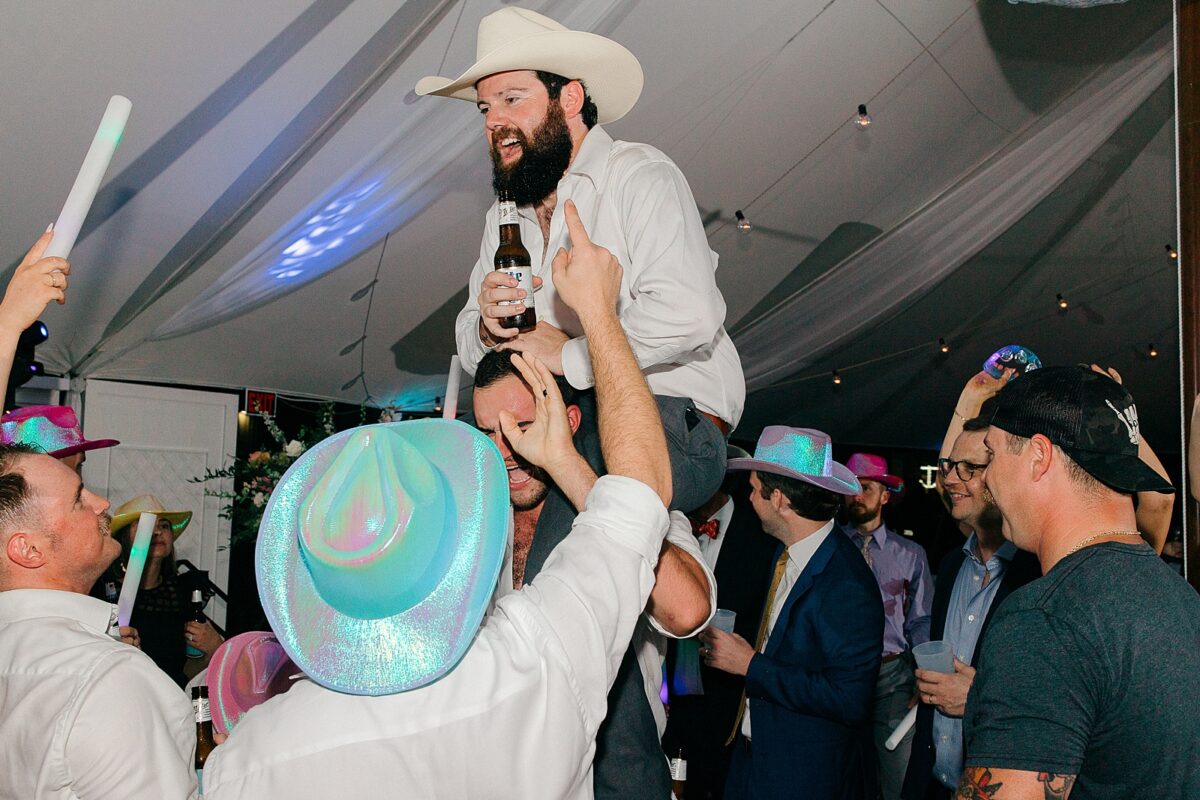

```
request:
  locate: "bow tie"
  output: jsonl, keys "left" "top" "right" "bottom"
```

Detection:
{"left": 691, "top": 519, "right": 720, "bottom": 539}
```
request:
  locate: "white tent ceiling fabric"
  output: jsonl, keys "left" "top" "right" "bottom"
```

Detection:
{"left": 0, "top": 0, "right": 1179, "bottom": 448}
{"left": 736, "top": 24, "right": 1173, "bottom": 392}
{"left": 151, "top": 0, "right": 635, "bottom": 341}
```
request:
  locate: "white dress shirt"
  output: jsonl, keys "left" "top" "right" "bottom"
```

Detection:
{"left": 635, "top": 511, "right": 718, "bottom": 737}
{"left": 455, "top": 125, "right": 746, "bottom": 428}
{"left": 203, "top": 475, "right": 670, "bottom": 800}
{"left": 742, "top": 519, "right": 835, "bottom": 740}
{"left": 0, "top": 589, "right": 197, "bottom": 800}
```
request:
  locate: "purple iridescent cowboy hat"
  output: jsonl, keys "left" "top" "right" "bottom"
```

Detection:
{"left": 845, "top": 453, "right": 904, "bottom": 496}
{"left": 207, "top": 631, "right": 303, "bottom": 736}
{"left": 256, "top": 419, "right": 510, "bottom": 696}
{"left": 727, "top": 426, "right": 860, "bottom": 496}
{"left": 0, "top": 405, "right": 119, "bottom": 459}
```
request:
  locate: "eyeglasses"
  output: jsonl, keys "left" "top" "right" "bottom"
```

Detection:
{"left": 937, "top": 457, "right": 989, "bottom": 482}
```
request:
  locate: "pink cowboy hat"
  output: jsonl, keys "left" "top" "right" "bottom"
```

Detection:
{"left": 207, "top": 631, "right": 303, "bottom": 736}
{"left": 845, "top": 453, "right": 904, "bottom": 496}
{"left": 0, "top": 405, "right": 119, "bottom": 459}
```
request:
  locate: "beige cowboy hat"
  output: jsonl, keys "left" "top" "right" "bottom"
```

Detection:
{"left": 110, "top": 495, "right": 193, "bottom": 540}
{"left": 415, "top": 7, "right": 644, "bottom": 124}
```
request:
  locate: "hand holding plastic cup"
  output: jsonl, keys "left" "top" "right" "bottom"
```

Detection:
{"left": 709, "top": 608, "right": 736, "bottom": 634}
{"left": 912, "top": 640, "right": 955, "bottom": 674}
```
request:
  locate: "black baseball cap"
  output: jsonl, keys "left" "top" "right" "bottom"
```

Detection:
{"left": 986, "top": 365, "right": 1174, "bottom": 495}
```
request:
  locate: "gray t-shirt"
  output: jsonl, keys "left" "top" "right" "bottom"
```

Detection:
{"left": 964, "top": 542, "right": 1200, "bottom": 799}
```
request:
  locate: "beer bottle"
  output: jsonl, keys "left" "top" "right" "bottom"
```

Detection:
{"left": 669, "top": 746, "right": 688, "bottom": 799}
{"left": 193, "top": 685, "right": 216, "bottom": 792}
{"left": 493, "top": 187, "right": 536, "bottom": 332}
{"left": 187, "top": 590, "right": 205, "bottom": 658}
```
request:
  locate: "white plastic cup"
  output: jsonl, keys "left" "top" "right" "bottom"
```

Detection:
{"left": 912, "top": 640, "right": 955, "bottom": 673}
{"left": 710, "top": 608, "right": 736, "bottom": 634}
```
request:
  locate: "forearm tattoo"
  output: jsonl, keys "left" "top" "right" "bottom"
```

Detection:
{"left": 1036, "top": 772, "right": 1076, "bottom": 799}
{"left": 955, "top": 767, "right": 1077, "bottom": 799}
{"left": 956, "top": 768, "right": 1003, "bottom": 799}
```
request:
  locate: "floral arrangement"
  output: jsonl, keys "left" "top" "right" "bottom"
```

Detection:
{"left": 193, "top": 403, "right": 360, "bottom": 546}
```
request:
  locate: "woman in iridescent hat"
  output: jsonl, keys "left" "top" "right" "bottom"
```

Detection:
{"left": 110, "top": 495, "right": 224, "bottom": 686}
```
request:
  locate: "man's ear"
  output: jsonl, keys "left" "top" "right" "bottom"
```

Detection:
{"left": 880, "top": 488, "right": 890, "bottom": 508}
{"left": 559, "top": 79, "right": 585, "bottom": 119}
{"left": 5, "top": 531, "right": 47, "bottom": 570}
{"left": 566, "top": 403, "right": 583, "bottom": 435}
{"left": 1029, "top": 434, "right": 1054, "bottom": 482}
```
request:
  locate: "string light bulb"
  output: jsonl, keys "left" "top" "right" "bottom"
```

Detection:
{"left": 735, "top": 210, "right": 752, "bottom": 234}
{"left": 434, "top": 396, "right": 443, "bottom": 414}
{"left": 855, "top": 104, "right": 872, "bottom": 129}
{"left": 832, "top": 370, "right": 842, "bottom": 385}
{"left": 1149, "top": 343, "right": 1159, "bottom": 358}
{"left": 1167, "top": 244, "right": 1178, "bottom": 260}
{"left": 939, "top": 337, "right": 950, "bottom": 354}
{"left": 1056, "top": 293, "right": 1069, "bottom": 310}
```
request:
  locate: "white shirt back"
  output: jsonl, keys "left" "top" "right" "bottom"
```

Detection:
{"left": 0, "top": 589, "right": 196, "bottom": 800}
{"left": 203, "top": 476, "right": 670, "bottom": 800}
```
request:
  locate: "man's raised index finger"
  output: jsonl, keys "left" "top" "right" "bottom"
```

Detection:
{"left": 562, "top": 200, "right": 591, "bottom": 247}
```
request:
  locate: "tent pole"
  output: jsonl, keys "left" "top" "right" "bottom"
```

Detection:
{"left": 1177, "top": 0, "right": 1200, "bottom": 591}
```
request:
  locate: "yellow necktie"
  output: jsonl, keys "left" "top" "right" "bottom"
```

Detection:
{"left": 726, "top": 549, "right": 789, "bottom": 745}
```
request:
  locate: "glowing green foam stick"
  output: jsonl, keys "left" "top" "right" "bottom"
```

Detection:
{"left": 116, "top": 512, "right": 156, "bottom": 627}
{"left": 46, "top": 95, "right": 132, "bottom": 260}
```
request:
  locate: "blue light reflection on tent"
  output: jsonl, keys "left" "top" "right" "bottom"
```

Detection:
{"left": 265, "top": 180, "right": 381, "bottom": 283}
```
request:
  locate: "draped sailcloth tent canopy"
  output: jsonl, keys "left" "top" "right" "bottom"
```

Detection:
{"left": 0, "top": 0, "right": 1180, "bottom": 451}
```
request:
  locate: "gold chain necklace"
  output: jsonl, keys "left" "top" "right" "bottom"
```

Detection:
{"left": 1067, "top": 530, "right": 1141, "bottom": 555}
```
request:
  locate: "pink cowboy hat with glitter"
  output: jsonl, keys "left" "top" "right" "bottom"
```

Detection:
{"left": 0, "top": 405, "right": 119, "bottom": 458}
{"left": 845, "top": 453, "right": 905, "bottom": 496}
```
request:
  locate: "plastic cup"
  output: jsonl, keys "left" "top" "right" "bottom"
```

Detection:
{"left": 710, "top": 608, "right": 736, "bottom": 634}
{"left": 912, "top": 640, "right": 955, "bottom": 673}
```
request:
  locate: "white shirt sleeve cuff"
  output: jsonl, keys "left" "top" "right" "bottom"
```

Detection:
{"left": 576, "top": 475, "right": 669, "bottom": 565}
{"left": 561, "top": 336, "right": 595, "bottom": 389}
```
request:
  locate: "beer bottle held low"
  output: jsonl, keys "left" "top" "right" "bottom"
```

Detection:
{"left": 193, "top": 685, "right": 216, "bottom": 793}
{"left": 494, "top": 187, "right": 537, "bottom": 332}
{"left": 187, "top": 589, "right": 205, "bottom": 658}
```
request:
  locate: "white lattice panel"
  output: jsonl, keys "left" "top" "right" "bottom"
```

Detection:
{"left": 108, "top": 446, "right": 210, "bottom": 567}
{"left": 82, "top": 380, "right": 238, "bottom": 626}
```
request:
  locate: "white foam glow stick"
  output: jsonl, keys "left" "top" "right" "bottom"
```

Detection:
{"left": 885, "top": 705, "right": 918, "bottom": 751}
{"left": 442, "top": 355, "right": 462, "bottom": 420}
{"left": 45, "top": 95, "right": 132, "bottom": 259}
{"left": 116, "top": 512, "right": 156, "bottom": 627}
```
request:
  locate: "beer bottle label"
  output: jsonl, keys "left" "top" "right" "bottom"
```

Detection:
{"left": 670, "top": 758, "right": 687, "bottom": 781}
{"left": 498, "top": 200, "right": 519, "bottom": 226}
{"left": 498, "top": 266, "right": 535, "bottom": 309}
{"left": 193, "top": 696, "right": 212, "bottom": 723}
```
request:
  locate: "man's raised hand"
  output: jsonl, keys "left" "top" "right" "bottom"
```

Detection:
{"left": 498, "top": 352, "right": 577, "bottom": 473}
{"left": 551, "top": 200, "right": 622, "bottom": 321}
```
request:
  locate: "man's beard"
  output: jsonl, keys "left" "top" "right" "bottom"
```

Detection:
{"left": 510, "top": 461, "right": 552, "bottom": 512}
{"left": 845, "top": 501, "right": 878, "bottom": 526}
{"left": 491, "top": 102, "right": 573, "bottom": 206}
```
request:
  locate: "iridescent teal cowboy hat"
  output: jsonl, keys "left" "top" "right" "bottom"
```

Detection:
{"left": 256, "top": 419, "right": 510, "bottom": 696}
{"left": 727, "top": 426, "right": 860, "bottom": 496}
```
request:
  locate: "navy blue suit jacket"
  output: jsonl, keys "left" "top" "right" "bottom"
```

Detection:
{"left": 737, "top": 529, "right": 884, "bottom": 800}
